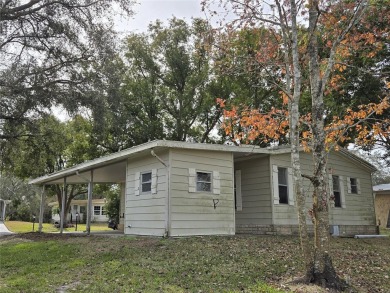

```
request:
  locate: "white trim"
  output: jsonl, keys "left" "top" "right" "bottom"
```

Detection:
{"left": 287, "top": 167, "right": 294, "bottom": 206}
{"left": 272, "top": 165, "right": 279, "bottom": 204}
{"left": 347, "top": 177, "right": 352, "bottom": 193}
{"left": 339, "top": 176, "right": 346, "bottom": 208}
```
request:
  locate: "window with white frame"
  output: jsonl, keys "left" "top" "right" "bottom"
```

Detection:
{"left": 141, "top": 171, "right": 152, "bottom": 193}
{"left": 272, "top": 165, "right": 294, "bottom": 206}
{"left": 94, "top": 206, "right": 101, "bottom": 215}
{"left": 196, "top": 171, "right": 212, "bottom": 192}
{"left": 278, "top": 167, "right": 289, "bottom": 204}
{"left": 332, "top": 175, "right": 341, "bottom": 208}
{"left": 188, "top": 168, "right": 220, "bottom": 194}
{"left": 350, "top": 178, "right": 358, "bottom": 194}
{"left": 347, "top": 177, "right": 360, "bottom": 194}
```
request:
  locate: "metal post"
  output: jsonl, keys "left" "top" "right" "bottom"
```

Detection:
{"left": 86, "top": 170, "right": 93, "bottom": 235}
{"left": 1, "top": 200, "right": 6, "bottom": 221}
{"left": 38, "top": 185, "right": 45, "bottom": 232}
{"left": 60, "top": 177, "right": 67, "bottom": 234}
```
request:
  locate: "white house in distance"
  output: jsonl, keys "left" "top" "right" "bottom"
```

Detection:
{"left": 30, "top": 140, "right": 377, "bottom": 237}
{"left": 49, "top": 199, "right": 109, "bottom": 223}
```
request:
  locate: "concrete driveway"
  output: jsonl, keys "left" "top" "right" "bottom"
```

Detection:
{"left": 0, "top": 221, "right": 13, "bottom": 236}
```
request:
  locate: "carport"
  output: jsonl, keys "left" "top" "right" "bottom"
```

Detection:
{"left": 29, "top": 142, "right": 166, "bottom": 234}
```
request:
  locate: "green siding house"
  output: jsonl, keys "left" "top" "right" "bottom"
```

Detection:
{"left": 30, "top": 140, "right": 377, "bottom": 237}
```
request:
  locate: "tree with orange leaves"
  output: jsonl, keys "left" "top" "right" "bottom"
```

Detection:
{"left": 206, "top": 0, "right": 389, "bottom": 290}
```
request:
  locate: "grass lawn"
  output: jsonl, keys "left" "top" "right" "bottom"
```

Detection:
{"left": 4, "top": 221, "right": 112, "bottom": 233}
{"left": 0, "top": 234, "right": 389, "bottom": 293}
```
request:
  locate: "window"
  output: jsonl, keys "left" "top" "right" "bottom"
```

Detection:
{"left": 94, "top": 206, "right": 101, "bottom": 215}
{"left": 80, "top": 206, "right": 86, "bottom": 214}
{"left": 278, "top": 167, "right": 289, "bottom": 204}
{"left": 350, "top": 178, "right": 358, "bottom": 194}
{"left": 101, "top": 206, "right": 106, "bottom": 215}
{"left": 196, "top": 172, "right": 212, "bottom": 192}
{"left": 141, "top": 172, "right": 152, "bottom": 193}
{"left": 332, "top": 176, "right": 341, "bottom": 208}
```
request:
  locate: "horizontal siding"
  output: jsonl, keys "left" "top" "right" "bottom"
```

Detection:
{"left": 235, "top": 156, "right": 272, "bottom": 226}
{"left": 270, "top": 151, "right": 375, "bottom": 226}
{"left": 125, "top": 151, "right": 168, "bottom": 236}
{"left": 170, "top": 148, "right": 234, "bottom": 236}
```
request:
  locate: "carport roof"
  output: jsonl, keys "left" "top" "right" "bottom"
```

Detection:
{"left": 28, "top": 140, "right": 274, "bottom": 185}
{"left": 29, "top": 140, "right": 376, "bottom": 185}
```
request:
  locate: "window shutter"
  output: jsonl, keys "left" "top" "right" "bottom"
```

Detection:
{"left": 134, "top": 172, "right": 140, "bottom": 196}
{"left": 213, "top": 171, "right": 221, "bottom": 194}
{"left": 188, "top": 168, "right": 196, "bottom": 193}
{"left": 151, "top": 169, "right": 157, "bottom": 194}
{"left": 272, "top": 165, "right": 279, "bottom": 205}
{"left": 235, "top": 170, "right": 242, "bottom": 211}
{"left": 347, "top": 177, "right": 351, "bottom": 193}
{"left": 339, "top": 176, "right": 346, "bottom": 208}
{"left": 356, "top": 178, "right": 361, "bottom": 194}
{"left": 328, "top": 174, "right": 335, "bottom": 208}
{"left": 287, "top": 167, "right": 294, "bottom": 206}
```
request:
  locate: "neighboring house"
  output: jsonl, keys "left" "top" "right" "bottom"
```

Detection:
{"left": 49, "top": 199, "right": 109, "bottom": 223}
{"left": 30, "top": 140, "right": 377, "bottom": 237}
{"left": 373, "top": 184, "right": 390, "bottom": 228}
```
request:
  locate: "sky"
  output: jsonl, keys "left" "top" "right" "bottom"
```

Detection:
{"left": 115, "top": 0, "right": 209, "bottom": 34}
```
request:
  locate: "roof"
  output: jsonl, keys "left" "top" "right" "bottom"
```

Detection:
{"left": 373, "top": 184, "right": 390, "bottom": 192}
{"left": 29, "top": 140, "right": 376, "bottom": 185}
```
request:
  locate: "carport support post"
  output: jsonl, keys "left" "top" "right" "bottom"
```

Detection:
{"left": 60, "top": 177, "right": 67, "bottom": 234}
{"left": 86, "top": 170, "right": 93, "bottom": 235}
{"left": 38, "top": 185, "right": 45, "bottom": 232}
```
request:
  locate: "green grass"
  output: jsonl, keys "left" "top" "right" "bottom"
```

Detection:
{"left": 380, "top": 227, "right": 390, "bottom": 236}
{"left": 0, "top": 234, "right": 389, "bottom": 293}
{"left": 4, "top": 220, "right": 112, "bottom": 233}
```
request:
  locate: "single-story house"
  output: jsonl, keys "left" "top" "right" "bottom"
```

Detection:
{"left": 30, "top": 140, "right": 377, "bottom": 236}
{"left": 373, "top": 184, "right": 390, "bottom": 228}
{"left": 49, "top": 199, "right": 109, "bottom": 223}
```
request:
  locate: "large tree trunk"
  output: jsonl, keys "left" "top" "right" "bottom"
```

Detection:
{"left": 307, "top": 0, "right": 347, "bottom": 289}
{"left": 287, "top": 0, "right": 313, "bottom": 279}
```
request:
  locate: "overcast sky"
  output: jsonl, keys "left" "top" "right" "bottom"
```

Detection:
{"left": 115, "top": 0, "right": 208, "bottom": 34}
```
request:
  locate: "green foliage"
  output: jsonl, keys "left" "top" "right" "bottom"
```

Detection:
{"left": 104, "top": 186, "right": 120, "bottom": 222}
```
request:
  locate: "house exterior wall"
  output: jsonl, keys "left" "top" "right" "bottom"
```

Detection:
{"left": 268, "top": 151, "right": 376, "bottom": 236}
{"left": 125, "top": 151, "right": 169, "bottom": 236}
{"left": 375, "top": 193, "right": 390, "bottom": 228}
{"left": 169, "top": 148, "right": 235, "bottom": 236}
{"left": 234, "top": 156, "right": 273, "bottom": 234}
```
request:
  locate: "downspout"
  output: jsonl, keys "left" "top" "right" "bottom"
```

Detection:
{"left": 151, "top": 149, "right": 170, "bottom": 237}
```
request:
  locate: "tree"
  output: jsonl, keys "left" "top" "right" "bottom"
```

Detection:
{"left": 123, "top": 18, "right": 218, "bottom": 142}
{"left": 0, "top": 0, "right": 133, "bottom": 142}
{"left": 206, "top": 0, "right": 389, "bottom": 289}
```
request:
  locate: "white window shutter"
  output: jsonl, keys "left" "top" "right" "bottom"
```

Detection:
{"left": 357, "top": 178, "right": 361, "bottom": 194}
{"left": 188, "top": 168, "right": 196, "bottom": 193}
{"left": 134, "top": 172, "right": 140, "bottom": 196}
{"left": 235, "top": 170, "right": 242, "bottom": 211}
{"left": 287, "top": 167, "right": 294, "bottom": 206}
{"left": 328, "top": 174, "right": 335, "bottom": 208}
{"left": 347, "top": 177, "right": 352, "bottom": 193}
{"left": 272, "top": 165, "right": 279, "bottom": 205}
{"left": 339, "top": 176, "right": 346, "bottom": 208}
{"left": 151, "top": 169, "right": 157, "bottom": 194}
{"left": 213, "top": 171, "right": 221, "bottom": 195}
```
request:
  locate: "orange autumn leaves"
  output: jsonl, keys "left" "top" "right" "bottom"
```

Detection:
{"left": 217, "top": 96, "right": 389, "bottom": 151}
